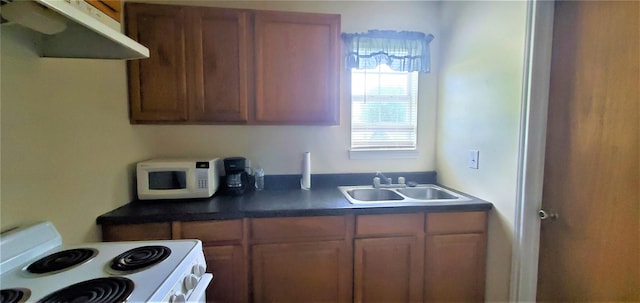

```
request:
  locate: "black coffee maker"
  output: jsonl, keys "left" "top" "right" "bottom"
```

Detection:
{"left": 223, "top": 157, "right": 252, "bottom": 195}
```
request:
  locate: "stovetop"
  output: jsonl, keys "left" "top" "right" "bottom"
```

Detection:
{"left": 0, "top": 222, "right": 208, "bottom": 303}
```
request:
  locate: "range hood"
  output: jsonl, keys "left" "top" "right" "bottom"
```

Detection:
{"left": 1, "top": 0, "right": 149, "bottom": 60}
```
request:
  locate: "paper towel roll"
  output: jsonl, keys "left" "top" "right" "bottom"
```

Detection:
{"left": 301, "top": 152, "right": 311, "bottom": 190}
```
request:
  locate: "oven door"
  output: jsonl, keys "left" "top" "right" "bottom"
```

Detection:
{"left": 186, "top": 273, "right": 213, "bottom": 303}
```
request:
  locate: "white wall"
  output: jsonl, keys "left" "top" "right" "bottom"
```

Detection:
{"left": 0, "top": 1, "right": 439, "bottom": 243}
{"left": 436, "top": 1, "right": 528, "bottom": 301}
{"left": 0, "top": 27, "right": 154, "bottom": 244}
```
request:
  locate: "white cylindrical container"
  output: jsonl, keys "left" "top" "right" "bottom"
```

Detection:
{"left": 255, "top": 167, "right": 265, "bottom": 191}
{"left": 301, "top": 152, "right": 311, "bottom": 190}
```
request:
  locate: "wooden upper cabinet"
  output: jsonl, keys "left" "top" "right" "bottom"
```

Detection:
{"left": 87, "top": 0, "right": 122, "bottom": 22}
{"left": 186, "top": 8, "right": 250, "bottom": 123}
{"left": 254, "top": 11, "right": 340, "bottom": 124}
{"left": 125, "top": 3, "right": 340, "bottom": 125}
{"left": 126, "top": 3, "right": 188, "bottom": 123}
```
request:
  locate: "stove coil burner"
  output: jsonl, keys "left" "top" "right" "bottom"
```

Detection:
{"left": 36, "top": 277, "right": 133, "bottom": 303}
{"left": 110, "top": 245, "right": 171, "bottom": 272}
{"left": 26, "top": 248, "right": 98, "bottom": 274}
{"left": 0, "top": 288, "right": 30, "bottom": 303}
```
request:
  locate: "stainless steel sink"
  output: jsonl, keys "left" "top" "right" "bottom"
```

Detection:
{"left": 345, "top": 188, "right": 404, "bottom": 201}
{"left": 338, "top": 184, "right": 471, "bottom": 204}
{"left": 396, "top": 187, "right": 458, "bottom": 200}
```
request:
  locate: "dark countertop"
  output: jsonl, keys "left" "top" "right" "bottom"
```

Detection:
{"left": 96, "top": 172, "right": 493, "bottom": 225}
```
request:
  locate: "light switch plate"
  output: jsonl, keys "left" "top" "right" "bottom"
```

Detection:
{"left": 468, "top": 150, "right": 479, "bottom": 169}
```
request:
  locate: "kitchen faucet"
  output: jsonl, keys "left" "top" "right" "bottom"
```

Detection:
{"left": 373, "top": 171, "right": 407, "bottom": 188}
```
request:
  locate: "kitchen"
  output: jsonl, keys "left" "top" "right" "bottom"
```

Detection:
{"left": 2, "top": 0, "right": 636, "bottom": 302}
{"left": 0, "top": 0, "right": 525, "bottom": 301}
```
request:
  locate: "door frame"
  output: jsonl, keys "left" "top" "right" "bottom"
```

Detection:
{"left": 510, "top": 0, "right": 555, "bottom": 301}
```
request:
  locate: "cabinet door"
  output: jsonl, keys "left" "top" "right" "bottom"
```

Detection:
{"left": 186, "top": 8, "right": 250, "bottom": 123}
{"left": 126, "top": 3, "right": 188, "bottom": 122}
{"left": 354, "top": 236, "right": 424, "bottom": 303}
{"left": 203, "top": 245, "right": 246, "bottom": 303}
{"left": 424, "top": 233, "right": 486, "bottom": 302}
{"left": 254, "top": 11, "right": 340, "bottom": 124}
{"left": 252, "top": 241, "right": 352, "bottom": 303}
{"left": 87, "top": 0, "right": 122, "bottom": 21}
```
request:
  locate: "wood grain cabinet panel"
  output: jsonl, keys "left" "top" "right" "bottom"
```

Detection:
{"left": 176, "top": 220, "right": 248, "bottom": 303}
{"left": 424, "top": 212, "right": 487, "bottom": 302}
{"left": 354, "top": 236, "right": 424, "bottom": 303}
{"left": 251, "top": 215, "right": 346, "bottom": 243}
{"left": 99, "top": 211, "right": 489, "bottom": 303}
{"left": 126, "top": 3, "right": 188, "bottom": 122}
{"left": 424, "top": 233, "right": 486, "bottom": 302}
{"left": 203, "top": 245, "right": 247, "bottom": 303}
{"left": 254, "top": 11, "right": 340, "bottom": 124}
{"left": 186, "top": 8, "right": 250, "bottom": 123}
{"left": 250, "top": 215, "right": 353, "bottom": 302}
{"left": 179, "top": 220, "right": 243, "bottom": 243}
{"left": 426, "top": 211, "right": 486, "bottom": 234}
{"left": 354, "top": 213, "right": 425, "bottom": 303}
{"left": 252, "top": 241, "right": 352, "bottom": 303}
{"left": 101, "top": 222, "right": 171, "bottom": 241}
{"left": 356, "top": 213, "right": 424, "bottom": 236}
{"left": 125, "top": 3, "right": 340, "bottom": 125}
{"left": 87, "top": 0, "right": 122, "bottom": 21}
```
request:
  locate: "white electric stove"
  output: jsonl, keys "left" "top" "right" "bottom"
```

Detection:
{"left": 0, "top": 221, "right": 212, "bottom": 303}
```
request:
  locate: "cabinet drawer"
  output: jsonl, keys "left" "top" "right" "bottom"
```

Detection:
{"left": 356, "top": 213, "right": 424, "bottom": 237}
{"left": 251, "top": 216, "right": 346, "bottom": 243}
{"left": 180, "top": 220, "right": 243, "bottom": 243}
{"left": 426, "top": 212, "right": 487, "bottom": 234}
{"left": 102, "top": 223, "right": 171, "bottom": 241}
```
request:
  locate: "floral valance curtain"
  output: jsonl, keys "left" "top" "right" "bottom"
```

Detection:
{"left": 341, "top": 30, "right": 435, "bottom": 73}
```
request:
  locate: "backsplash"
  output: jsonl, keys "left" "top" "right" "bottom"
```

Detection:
{"left": 264, "top": 171, "right": 437, "bottom": 190}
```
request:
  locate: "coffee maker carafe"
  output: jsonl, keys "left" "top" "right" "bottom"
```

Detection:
{"left": 223, "top": 157, "right": 249, "bottom": 195}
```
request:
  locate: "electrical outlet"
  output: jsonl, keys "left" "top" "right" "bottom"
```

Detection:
{"left": 468, "top": 150, "right": 479, "bottom": 169}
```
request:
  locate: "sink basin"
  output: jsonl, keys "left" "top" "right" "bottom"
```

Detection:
{"left": 396, "top": 187, "right": 457, "bottom": 200}
{"left": 338, "top": 184, "right": 471, "bottom": 204}
{"left": 346, "top": 189, "right": 404, "bottom": 201}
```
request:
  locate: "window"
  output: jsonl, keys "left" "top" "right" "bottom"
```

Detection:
{"left": 341, "top": 30, "right": 434, "bottom": 154}
{"left": 351, "top": 64, "right": 419, "bottom": 150}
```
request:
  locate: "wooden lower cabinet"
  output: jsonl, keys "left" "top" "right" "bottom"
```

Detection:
{"left": 424, "top": 212, "right": 487, "bottom": 302}
{"left": 252, "top": 241, "right": 352, "bottom": 303}
{"left": 353, "top": 213, "right": 425, "bottom": 303}
{"left": 354, "top": 236, "right": 424, "bottom": 303}
{"left": 203, "top": 245, "right": 246, "bottom": 303}
{"left": 424, "top": 233, "right": 486, "bottom": 302}
{"left": 178, "top": 220, "right": 248, "bottom": 303}
{"left": 101, "top": 222, "right": 172, "bottom": 241}
{"left": 250, "top": 215, "right": 353, "bottom": 302}
{"left": 99, "top": 211, "right": 488, "bottom": 303}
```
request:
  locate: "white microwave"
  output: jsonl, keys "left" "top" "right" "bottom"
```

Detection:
{"left": 136, "top": 158, "right": 220, "bottom": 200}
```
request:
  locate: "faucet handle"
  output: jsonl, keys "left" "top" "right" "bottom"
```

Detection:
{"left": 373, "top": 177, "right": 381, "bottom": 187}
{"left": 398, "top": 177, "right": 405, "bottom": 184}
